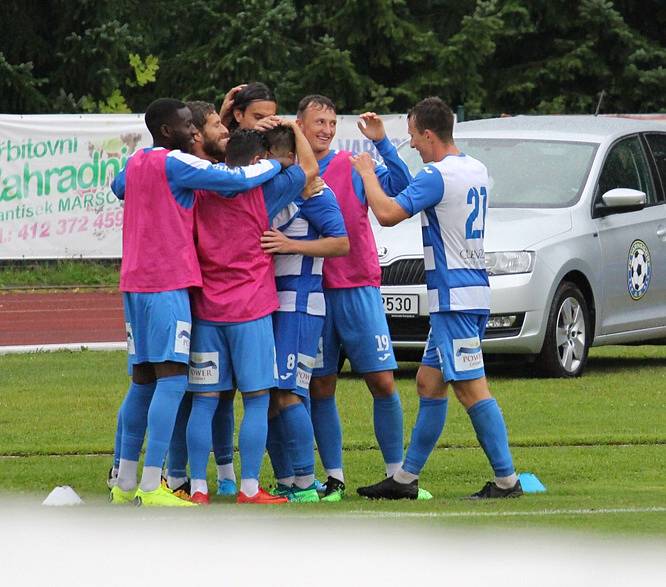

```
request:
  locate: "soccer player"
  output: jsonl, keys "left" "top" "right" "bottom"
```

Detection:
{"left": 186, "top": 121, "right": 319, "bottom": 504}
{"left": 109, "top": 98, "right": 282, "bottom": 507}
{"left": 352, "top": 97, "right": 522, "bottom": 499}
{"left": 259, "top": 125, "right": 348, "bottom": 502}
{"left": 225, "top": 82, "right": 280, "bottom": 132}
{"left": 297, "top": 95, "right": 412, "bottom": 500}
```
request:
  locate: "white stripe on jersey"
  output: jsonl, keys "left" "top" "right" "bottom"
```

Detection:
{"left": 243, "top": 159, "right": 279, "bottom": 178}
{"left": 306, "top": 292, "right": 325, "bottom": 316}
{"left": 297, "top": 353, "right": 316, "bottom": 368}
{"left": 283, "top": 217, "right": 309, "bottom": 237}
{"left": 271, "top": 203, "right": 300, "bottom": 230}
{"left": 449, "top": 286, "right": 491, "bottom": 311}
{"left": 167, "top": 150, "right": 212, "bottom": 169}
{"left": 274, "top": 255, "right": 304, "bottom": 277}
{"left": 423, "top": 246, "right": 435, "bottom": 271}
{"left": 421, "top": 213, "right": 430, "bottom": 227}
{"left": 277, "top": 290, "right": 297, "bottom": 312}
{"left": 427, "top": 289, "right": 440, "bottom": 314}
{"left": 312, "top": 257, "right": 324, "bottom": 275}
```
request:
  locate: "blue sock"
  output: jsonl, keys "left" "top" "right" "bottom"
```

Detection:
{"left": 373, "top": 392, "right": 404, "bottom": 465}
{"left": 281, "top": 402, "right": 315, "bottom": 477}
{"left": 467, "top": 398, "right": 515, "bottom": 477}
{"left": 167, "top": 392, "right": 191, "bottom": 479}
{"left": 143, "top": 375, "right": 188, "bottom": 468}
{"left": 119, "top": 382, "right": 156, "bottom": 461}
{"left": 212, "top": 398, "right": 235, "bottom": 467}
{"left": 301, "top": 394, "right": 311, "bottom": 415}
{"left": 238, "top": 393, "right": 269, "bottom": 480}
{"left": 266, "top": 413, "right": 294, "bottom": 480}
{"left": 402, "top": 397, "right": 448, "bottom": 475}
{"left": 113, "top": 406, "right": 123, "bottom": 468}
{"left": 310, "top": 396, "right": 343, "bottom": 470}
{"left": 187, "top": 394, "right": 219, "bottom": 481}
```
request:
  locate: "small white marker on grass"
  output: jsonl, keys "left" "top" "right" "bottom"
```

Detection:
{"left": 42, "top": 486, "right": 84, "bottom": 506}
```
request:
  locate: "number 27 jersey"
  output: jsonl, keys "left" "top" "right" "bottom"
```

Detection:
{"left": 395, "top": 153, "right": 490, "bottom": 314}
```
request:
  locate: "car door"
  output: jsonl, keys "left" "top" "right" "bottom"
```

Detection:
{"left": 593, "top": 135, "right": 666, "bottom": 335}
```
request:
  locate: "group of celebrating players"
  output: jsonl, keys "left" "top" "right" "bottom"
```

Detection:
{"left": 107, "top": 82, "right": 523, "bottom": 506}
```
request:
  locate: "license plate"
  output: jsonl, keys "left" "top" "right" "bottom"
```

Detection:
{"left": 382, "top": 294, "right": 419, "bottom": 317}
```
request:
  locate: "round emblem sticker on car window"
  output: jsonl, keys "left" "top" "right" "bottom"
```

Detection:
{"left": 627, "top": 239, "right": 652, "bottom": 300}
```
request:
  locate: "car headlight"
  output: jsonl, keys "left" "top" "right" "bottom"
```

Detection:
{"left": 485, "top": 251, "right": 535, "bottom": 275}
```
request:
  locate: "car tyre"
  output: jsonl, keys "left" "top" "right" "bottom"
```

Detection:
{"left": 537, "top": 281, "right": 590, "bottom": 378}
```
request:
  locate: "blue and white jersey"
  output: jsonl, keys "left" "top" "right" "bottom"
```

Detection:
{"left": 395, "top": 154, "right": 490, "bottom": 314}
{"left": 271, "top": 185, "right": 347, "bottom": 316}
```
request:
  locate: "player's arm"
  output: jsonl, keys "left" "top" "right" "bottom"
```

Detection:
{"left": 219, "top": 84, "right": 246, "bottom": 129}
{"left": 111, "top": 167, "right": 126, "bottom": 200}
{"left": 167, "top": 151, "right": 281, "bottom": 196}
{"left": 282, "top": 119, "right": 318, "bottom": 184}
{"left": 351, "top": 152, "right": 410, "bottom": 226}
{"left": 358, "top": 112, "right": 411, "bottom": 196}
{"left": 261, "top": 231, "right": 349, "bottom": 257}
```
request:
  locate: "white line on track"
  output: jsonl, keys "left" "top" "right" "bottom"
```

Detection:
{"left": 0, "top": 342, "right": 126, "bottom": 354}
{"left": 343, "top": 506, "right": 666, "bottom": 518}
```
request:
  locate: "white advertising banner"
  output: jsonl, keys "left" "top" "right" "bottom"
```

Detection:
{"left": 0, "top": 113, "right": 410, "bottom": 259}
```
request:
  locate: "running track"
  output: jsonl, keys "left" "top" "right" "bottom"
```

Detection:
{"left": 0, "top": 291, "right": 125, "bottom": 347}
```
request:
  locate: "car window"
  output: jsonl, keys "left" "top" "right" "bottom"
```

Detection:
{"left": 398, "top": 139, "right": 597, "bottom": 208}
{"left": 644, "top": 133, "right": 666, "bottom": 202}
{"left": 597, "top": 136, "right": 656, "bottom": 205}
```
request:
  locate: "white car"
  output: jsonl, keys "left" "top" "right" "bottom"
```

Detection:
{"left": 376, "top": 115, "right": 666, "bottom": 377}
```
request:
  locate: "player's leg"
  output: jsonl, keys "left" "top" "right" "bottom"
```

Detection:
{"left": 132, "top": 290, "right": 196, "bottom": 507}
{"left": 310, "top": 299, "right": 345, "bottom": 497}
{"left": 266, "top": 392, "right": 295, "bottom": 494}
{"left": 212, "top": 389, "right": 237, "bottom": 496}
{"left": 166, "top": 391, "right": 192, "bottom": 497}
{"left": 335, "top": 286, "right": 404, "bottom": 476}
{"left": 357, "top": 329, "right": 446, "bottom": 500}
{"left": 227, "top": 315, "right": 287, "bottom": 504}
{"left": 185, "top": 320, "right": 234, "bottom": 503}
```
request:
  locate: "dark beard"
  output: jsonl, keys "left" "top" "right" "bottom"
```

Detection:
{"left": 203, "top": 137, "right": 226, "bottom": 163}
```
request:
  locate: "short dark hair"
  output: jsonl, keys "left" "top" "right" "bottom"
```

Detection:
{"left": 264, "top": 125, "right": 295, "bottom": 155}
{"left": 296, "top": 94, "right": 336, "bottom": 119}
{"left": 225, "top": 129, "right": 268, "bottom": 166}
{"left": 186, "top": 101, "right": 216, "bottom": 132}
{"left": 144, "top": 98, "right": 187, "bottom": 139}
{"left": 408, "top": 97, "right": 454, "bottom": 142}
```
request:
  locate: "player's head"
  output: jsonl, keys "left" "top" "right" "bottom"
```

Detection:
{"left": 186, "top": 100, "right": 229, "bottom": 162}
{"left": 225, "top": 128, "right": 268, "bottom": 167}
{"left": 144, "top": 98, "right": 195, "bottom": 152}
{"left": 407, "top": 97, "right": 454, "bottom": 163}
{"left": 264, "top": 125, "right": 296, "bottom": 168}
{"left": 230, "top": 82, "right": 277, "bottom": 131}
{"left": 296, "top": 94, "right": 337, "bottom": 157}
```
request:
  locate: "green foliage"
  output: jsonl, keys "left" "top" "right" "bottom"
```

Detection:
{"left": 1, "top": 0, "right": 665, "bottom": 115}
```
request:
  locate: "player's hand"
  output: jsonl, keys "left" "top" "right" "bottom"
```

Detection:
{"left": 303, "top": 177, "right": 325, "bottom": 199}
{"left": 357, "top": 112, "right": 386, "bottom": 142}
{"left": 254, "top": 115, "right": 282, "bottom": 132}
{"left": 219, "top": 84, "right": 247, "bottom": 124}
{"left": 350, "top": 152, "right": 375, "bottom": 177}
{"left": 260, "top": 229, "right": 295, "bottom": 254}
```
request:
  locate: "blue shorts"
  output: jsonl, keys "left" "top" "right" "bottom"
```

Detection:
{"left": 123, "top": 289, "right": 191, "bottom": 374}
{"left": 187, "top": 315, "right": 277, "bottom": 393}
{"left": 422, "top": 312, "right": 488, "bottom": 382}
{"left": 273, "top": 311, "right": 324, "bottom": 397}
{"left": 313, "top": 286, "right": 398, "bottom": 377}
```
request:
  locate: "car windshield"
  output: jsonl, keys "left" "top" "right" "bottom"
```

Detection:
{"left": 398, "top": 138, "right": 598, "bottom": 208}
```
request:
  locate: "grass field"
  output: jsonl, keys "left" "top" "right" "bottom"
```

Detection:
{"left": 0, "top": 260, "right": 119, "bottom": 288}
{"left": 1, "top": 345, "right": 665, "bottom": 535}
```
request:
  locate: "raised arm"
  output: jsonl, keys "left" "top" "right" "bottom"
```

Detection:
{"left": 282, "top": 119, "right": 318, "bottom": 184}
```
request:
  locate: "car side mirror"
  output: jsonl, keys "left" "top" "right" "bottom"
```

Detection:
{"left": 595, "top": 188, "right": 646, "bottom": 217}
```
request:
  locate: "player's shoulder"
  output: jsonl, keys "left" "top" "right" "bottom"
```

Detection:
{"left": 166, "top": 149, "right": 213, "bottom": 170}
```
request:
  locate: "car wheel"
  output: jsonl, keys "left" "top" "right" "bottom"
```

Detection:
{"left": 537, "top": 281, "right": 590, "bottom": 377}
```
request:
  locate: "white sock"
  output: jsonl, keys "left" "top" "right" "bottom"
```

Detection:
{"left": 394, "top": 468, "right": 419, "bottom": 484}
{"left": 190, "top": 479, "right": 208, "bottom": 495}
{"left": 167, "top": 475, "right": 188, "bottom": 490}
{"left": 294, "top": 474, "right": 315, "bottom": 490}
{"left": 217, "top": 463, "right": 236, "bottom": 482}
{"left": 277, "top": 476, "right": 295, "bottom": 487}
{"left": 385, "top": 462, "right": 402, "bottom": 477}
{"left": 139, "top": 466, "right": 162, "bottom": 492}
{"left": 495, "top": 473, "right": 519, "bottom": 489}
{"left": 117, "top": 459, "right": 138, "bottom": 491}
{"left": 325, "top": 468, "right": 344, "bottom": 483}
{"left": 240, "top": 478, "right": 259, "bottom": 497}
{"left": 111, "top": 467, "right": 119, "bottom": 478}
